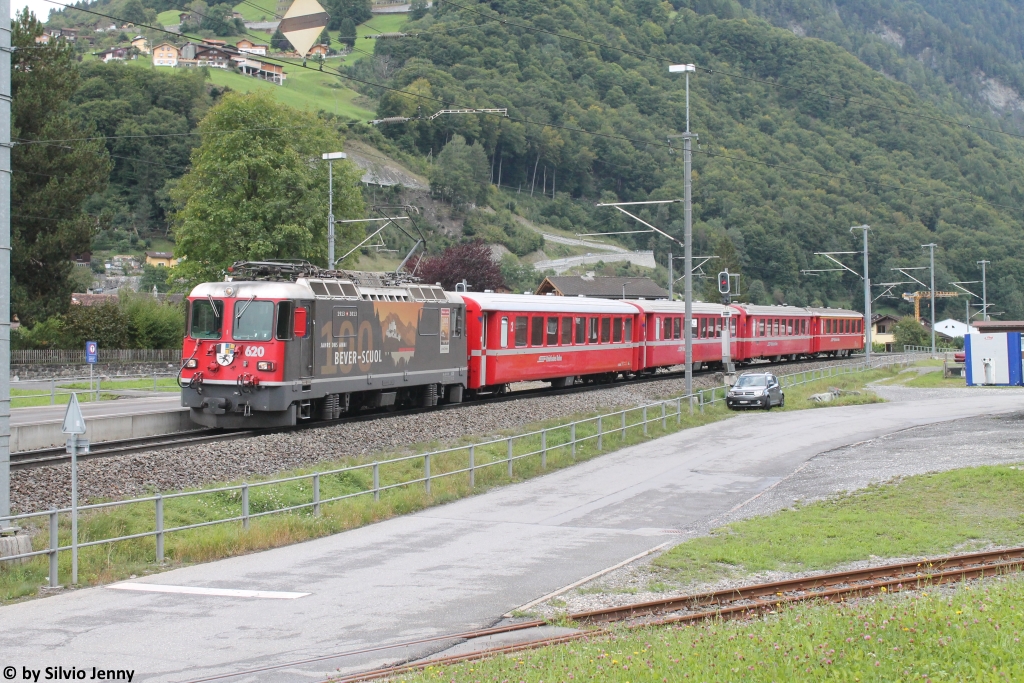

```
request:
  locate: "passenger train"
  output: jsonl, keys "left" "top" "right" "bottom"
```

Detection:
{"left": 180, "top": 261, "right": 864, "bottom": 428}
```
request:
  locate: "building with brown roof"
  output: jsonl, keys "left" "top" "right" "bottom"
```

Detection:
{"left": 535, "top": 275, "right": 668, "bottom": 299}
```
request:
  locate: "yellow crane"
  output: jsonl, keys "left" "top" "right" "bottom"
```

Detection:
{"left": 902, "top": 291, "right": 959, "bottom": 321}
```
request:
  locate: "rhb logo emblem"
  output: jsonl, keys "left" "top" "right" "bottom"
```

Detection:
{"left": 215, "top": 343, "right": 236, "bottom": 366}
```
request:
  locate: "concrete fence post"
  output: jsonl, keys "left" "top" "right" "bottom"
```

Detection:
{"left": 49, "top": 510, "right": 58, "bottom": 588}
{"left": 621, "top": 410, "right": 626, "bottom": 439}
{"left": 312, "top": 474, "right": 320, "bottom": 516}
{"left": 469, "top": 446, "right": 475, "bottom": 488}
{"left": 597, "top": 416, "right": 603, "bottom": 451}
{"left": 241, "top": 485, "right": 249, "bottom": 530}
{"left": 507, "top": 438, "right": 513, "bottom": 477}
{"left": 662, "top": 401, "right": 667, "bottom": 429}
{"left": 155, "top": 495, "right": 164, "bottom": 563}
{"left": 570, "top": 423, "right": 576, "bottom": 460}
{"left": 643, "top": 406, "right": 648, "bottom": 435}
{"left": 425, "top": 454, "right": 431, "bottom": 496}
{"left": 677, "top": 397, "right": 682, "bottom": 425}
{"left": 373, "top": 463, "right": 380, "bottom": 501}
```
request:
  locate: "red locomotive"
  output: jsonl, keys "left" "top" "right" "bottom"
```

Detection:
{"left": 180, "top": 261, "right": 864, "bottom": 428}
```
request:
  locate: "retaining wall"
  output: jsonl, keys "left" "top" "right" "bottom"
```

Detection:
{"left": 12, "top": 407, "right": 198, "bottom": 452}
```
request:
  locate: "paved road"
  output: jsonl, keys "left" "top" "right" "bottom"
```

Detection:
{"left": 1, "top": 389, "right": 1020, "bottom": 682}
{"left": 10, "top": 395, "right": 184, "bottom": 427}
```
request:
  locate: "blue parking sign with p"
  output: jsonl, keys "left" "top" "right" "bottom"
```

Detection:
{"left": 85, "top": 341, "right": 98, "bottom": 364}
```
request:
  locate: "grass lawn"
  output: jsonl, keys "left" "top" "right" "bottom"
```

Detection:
{"left": 403, "top": 575, "right": 1024, "bottom": 682}
{"left": 903, "top": 370, "right": 968, "bottom": 389}
{"left": 653, "top": 464, "right": 1024, "bottom": 586}
{"left": 156, "top": 9, "right": 181, "bottom": 27}
{"left": 232, "top": 0, "right": 278, "bottom": 22}
{"left": 205, "top": 66, "right": 374, "bottom": 118}
{"left": 0, "top": 362, "right": 904, "bottom": 602}
{"left": 10, "top": 378, "right": 178, "bottom": 409}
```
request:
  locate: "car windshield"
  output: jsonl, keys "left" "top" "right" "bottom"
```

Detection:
{"left": 735, "top": 375, "right": 768, "bottom": 387}
{"left": 233, "top": 300, "right": 274, "bottom": 341}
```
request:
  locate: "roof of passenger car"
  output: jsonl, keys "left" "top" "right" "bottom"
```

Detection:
{"left": 458, "top": 292, "right": 638, "bottom": 314}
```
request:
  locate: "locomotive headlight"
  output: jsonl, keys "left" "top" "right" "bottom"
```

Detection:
{"left": 184, "top": 359, "right": 198, "bottom": 369}
{"left": 257, "top": 361, "right": 276, "bottom": 372}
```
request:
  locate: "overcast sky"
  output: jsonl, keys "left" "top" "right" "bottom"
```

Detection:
{"left": 13, "top": 0, "right": 57, "bottom": 21}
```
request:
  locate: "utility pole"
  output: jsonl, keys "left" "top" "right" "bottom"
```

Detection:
{"left": 322, "top": 152, "right": 346, "bottom": 268}
{"left": 850, "top": 225, "right": 871, "bottom": 365}
{"left": 670, "top": 63, "right": 697, "bottom": 397}
{"left": 978, "top": 260, "right": 990, "bottom": 321}
{"left": 1, "top": 0, "right": 12, "bottom": 531}
{"left": 924, "top": 243, "right": 937, "bottom": 353}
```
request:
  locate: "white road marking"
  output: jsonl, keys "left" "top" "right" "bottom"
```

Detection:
{"left": 108, "top": 583, "right": 310, "bottom": 599}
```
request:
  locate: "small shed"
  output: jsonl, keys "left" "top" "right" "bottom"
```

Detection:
{"left": 535, "top": 275, "right": 668, "bottom": 299}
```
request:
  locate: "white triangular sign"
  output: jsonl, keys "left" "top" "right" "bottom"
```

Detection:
{"left": 62, "top": 393, "right": 87, "bottom": 435}
{"left": 279, "top": 0, "right": 329, "bottom": 58}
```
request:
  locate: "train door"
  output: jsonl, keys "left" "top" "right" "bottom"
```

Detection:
{"left": 297, "top": 300, "right": 313, "bottom": 379}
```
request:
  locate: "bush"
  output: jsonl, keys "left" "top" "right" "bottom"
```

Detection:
{"left": 893, "top": 316, "right": 930, "bottom": 349}
{"left": 413, "top": 240, "right": 505, "bottom": 291}
{"left": 12, "top": 292, "right": 185, "bottom": 350}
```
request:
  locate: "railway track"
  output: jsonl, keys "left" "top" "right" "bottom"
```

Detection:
{"left": 11, "top": 353, "right": 877, "bottom": 470}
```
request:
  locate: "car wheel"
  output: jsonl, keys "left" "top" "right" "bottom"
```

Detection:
{"left": 779, "top": 393, "right": 785, "bottom": 408}
{"left": 763, "top": 398, "right": 771, "bottom": 411}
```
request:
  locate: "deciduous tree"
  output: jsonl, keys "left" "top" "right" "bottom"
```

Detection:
{"left": 171, "top": 91, "right": 364, "bottom": 287}
{"left": 413, "top": 240, "right": 505, "bottom": 291}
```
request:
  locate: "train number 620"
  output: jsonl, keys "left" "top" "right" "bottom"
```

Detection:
{"left": 244, "top": 346, "right": 266, "bottom": 358}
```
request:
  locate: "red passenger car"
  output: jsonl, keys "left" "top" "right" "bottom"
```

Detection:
{"left": 730, "top": 304, "right": 814, "bottom": 362}
{"left": 805, "top": 307, "right": 864, "bottom": 357}
{"left": 457, "top": 293, "right": 638, "bottom": 391}
{"left": 627, "top": 301, "right": 736, "bottom": 371}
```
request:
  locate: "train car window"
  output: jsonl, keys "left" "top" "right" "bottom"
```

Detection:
{"left": 730, "top": 317, "right": 737, "bottom": 336}
{"left": 625, "top": 318, "right": 632, "bottom": 342}
{"left": 600, "top": 317, "right": 611, "bottom": 343}
{"left": 190, "top": 299, "right": 223, "bottom": 339}
{"left": 786, "top": 319, "right": 792, "bottom": 335}
{"left": 531, "top": 316, "right": 544, "bottom": 346}
{"left": 419, "top": 308, "right": 440, "bottom": 336}
{"left": 801, "top": 319, "right": 806, "bottom": 335}
{"left": 547, "top": 317, "right": 559, "bottom": 345}
{"left": 293, "top": 306, "right": 308, "bottom": 338}
{"left": 325, "top": 282, "right": 343, "bottom": 297}
{"left": 233, "top": 300, "right": 274, "bottom": 341}
{"left": 500, "top": 317, "right": 509, "bottom": 348}
{"left": 673, "top": 317, "right": 681, "bottom": 339}
{"left": 758, "top": 319, "right": 765, "bottom": 336}
{"left": 453, "top": 308, "right": 463, "bottom": 338}
{"left": 589, "top": 317, "right": 599, "bottom": 344}
{"left": 561, "top": 317, "right": 573, "bottom": 345}
{"left": 575, "top": 317, "right": 585, "bottom": 344}
{"left": 698, "top": 318, "right": 705, "bottom": 339}
{"left": 663, "top": 316, "right": 671, "bottom": 340}
{"left": 654, "top": 317, "right": 661, "bottom": 340}
{"left": 515, "top": 316, "right": 528, "bottom": 347}
{"left": 613, "top": 317, "right": 623, "bottom": 343}
{"left": 332, "top": 307, "right": 358, "bottom": 338}
{"left": 275, "top": 301, "right": 292, "bottom": 340}
{"left": 716, "top": 318, "right": 723, "bottom": 338}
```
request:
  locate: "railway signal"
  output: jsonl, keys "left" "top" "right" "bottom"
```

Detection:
{"left": 718, "top": 271, "right": 730, "bottom": 294}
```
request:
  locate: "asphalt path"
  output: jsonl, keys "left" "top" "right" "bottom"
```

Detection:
{"left": 1, "top": 388, "right": 1021, "bottom": 682}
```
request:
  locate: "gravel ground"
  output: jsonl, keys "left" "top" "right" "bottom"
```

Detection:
{"left": 7, "top": 356, "right": 886, "bottom": 514}
{"left": 532, "top": 384, "right": 1024, "bottom": 617}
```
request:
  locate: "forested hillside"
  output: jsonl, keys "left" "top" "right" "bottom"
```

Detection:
{"left": 368, "top": 0, "right": 1024, "bottom": 318}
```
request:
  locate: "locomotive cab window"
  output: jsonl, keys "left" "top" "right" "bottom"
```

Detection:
{"left": 276, "top": 301, "right": 293, "bottom": 340}
{"left": 190, "top": 299, "right": 223, "bottom": 339}
{"left": 233, "top": 300, "right": 274, "bottom": 341}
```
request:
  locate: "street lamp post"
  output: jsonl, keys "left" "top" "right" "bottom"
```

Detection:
{"left": 923, "top": 243, "right": 937, "bottom": 353}
{"left": 322, "top": 152, "right": 346, "bottom": 269}
{"left": 669, "top": 63, "right": 697, "bottom": 397}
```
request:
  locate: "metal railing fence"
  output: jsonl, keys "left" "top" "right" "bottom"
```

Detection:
{"left": 11, "top": 349, "right": 182, "bottom": 365}
{"left": 902, "top": 345, "right": 958, "bottom": 353}
{"left": 0, "top": 353, "right": 922, "bottom": 582}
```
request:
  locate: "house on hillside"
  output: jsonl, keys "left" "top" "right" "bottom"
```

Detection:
{"left": 236, "top": 38, "right": 268, "bottom": 55}
{"left": 152, "top": 43, "right": 179, "bottom": 66}
{"left": 34, "top": 32, "right": 50, "bottom": 44}
{"left": 236, "top": 57, "right": 285, "bottom": 84}
{"left": 96, "top": 46, "right": 129, "bottom": 62}
{"left": 195, "top": 45, "right": 235, "bottom": 69}
{"left": 308, "top": 43, "right": 329, "bottom": 57}
{"left": 178, "top": 12, "right": 194, "bottom": 24}
{"left": 131, "top": 35, "right": 150, "bottom": 53}
{"left": 871, "top": 313, "right": 900, "bottom": 351}
{"left": 535, "top": 275, "right": 668, "bottom": 299}
{"left": 145, "top": 251, "right": 179, "bottom": 267}
{"left": 44, "top": 27, "right": 78, "bottom": 41}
